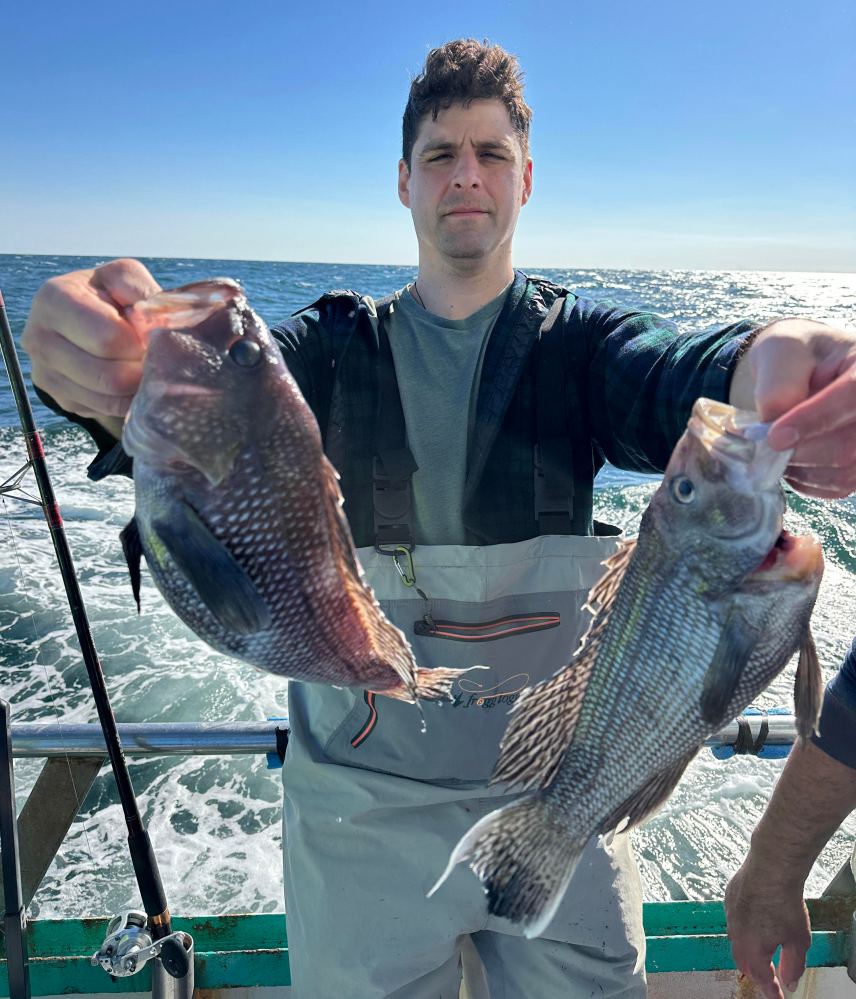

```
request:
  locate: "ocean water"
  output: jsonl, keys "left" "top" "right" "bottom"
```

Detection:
{"left": 1, "top": 253, "right": 855, "bottom": 920}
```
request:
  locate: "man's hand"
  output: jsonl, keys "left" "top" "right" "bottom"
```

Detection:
{"left": 725, "top": 861, "right": 811, "bottom": 999}
{"left": 22, "top": 258, "right": 161, "bottom": 440}
{"left": 730, "top": 318, "right": 856, "bottom": 498}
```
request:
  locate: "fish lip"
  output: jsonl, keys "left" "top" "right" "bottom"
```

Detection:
{"left": 688, "top": 398, "right": 791, "bottom": 492}
{"left": 748, "top": 530, "right": 824, "bottom": 582}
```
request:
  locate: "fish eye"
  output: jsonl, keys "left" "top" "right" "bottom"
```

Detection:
{"left": 228, "top": 338, "right": 262, "bottom": 368}
{"left": 669, "top": 475, "right": 696, "bottom": 504}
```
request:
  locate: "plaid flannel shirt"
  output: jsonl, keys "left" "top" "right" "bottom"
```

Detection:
{"left": 41, "top": 270, "right": 756, "bottom": 545}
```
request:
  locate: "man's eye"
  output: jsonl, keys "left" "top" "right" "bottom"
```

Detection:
{"left": 429, "top": 154, "right": 451, "bottom": 161}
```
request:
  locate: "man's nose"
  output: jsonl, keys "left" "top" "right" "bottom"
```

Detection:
{"left": 452, "top": 150, "right": 481, "bottom": 188}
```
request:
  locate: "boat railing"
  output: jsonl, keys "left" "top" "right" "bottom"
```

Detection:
{"left": 5, "top": 712, "right": 796, "bottom": 757}
{"left": 0, "top": 715, "right": 854, "bottom": 995}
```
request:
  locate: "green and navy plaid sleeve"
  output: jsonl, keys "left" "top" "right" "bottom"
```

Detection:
{"left": 569, "top": 298, "right": 757, "bottom": 474}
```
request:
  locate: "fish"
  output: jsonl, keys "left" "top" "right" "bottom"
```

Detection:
{"left": 430, "top": 397, "right": 824, "bottom": 936}
{"left": 119, "top": 278, "right": 467, "bottom": 702}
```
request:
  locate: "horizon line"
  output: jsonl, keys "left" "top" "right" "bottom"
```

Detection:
{"left": 0, "top": 251, "right": 853, "bottom": 279}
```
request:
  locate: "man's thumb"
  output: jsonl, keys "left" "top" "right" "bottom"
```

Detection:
{"left": 751, "top": 335, "right": 814, "bottom": 423}
{"left": 93, "top": 258, "right": 162, "bottom": 308}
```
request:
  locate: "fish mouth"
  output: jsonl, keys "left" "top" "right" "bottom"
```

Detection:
{"left": 749, "top": 529, "right": 824, "bottom": 582}
{"left": 688, "top": 398, "right": 791, "bottom": 492}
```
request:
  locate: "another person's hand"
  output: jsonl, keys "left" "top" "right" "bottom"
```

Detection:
{"left": 725, "top": 860, "right": 811, "bottom": 999}
{"left": 22, "top": 258, "right": 161, "bottom": 440}
{"left": 731, "top": 318, "right": 856, "bottom": 498}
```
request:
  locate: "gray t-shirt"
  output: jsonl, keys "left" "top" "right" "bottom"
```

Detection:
{"left": 384, "top": 283, "right": 511, "bottom": 545}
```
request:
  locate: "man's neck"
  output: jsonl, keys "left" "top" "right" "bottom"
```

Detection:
{"left": 412, "top": 259, "right": 515, "bottom": 320}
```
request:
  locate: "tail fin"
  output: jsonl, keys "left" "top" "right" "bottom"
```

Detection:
{"left": 429, "top": 794, "right": 586, "bottom": 938}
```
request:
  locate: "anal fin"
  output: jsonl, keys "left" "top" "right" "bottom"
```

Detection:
{"left": 120, "top": 517, "right": 143, "bottom": 612}
{"left": 794, "top": 626, "right": 823, "bottom": 742}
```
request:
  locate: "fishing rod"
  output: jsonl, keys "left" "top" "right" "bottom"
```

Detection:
{"left": 0, "top": 289, "right": 190, "bottom": 981}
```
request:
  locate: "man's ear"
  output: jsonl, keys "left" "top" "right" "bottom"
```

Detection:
{"left": 398, "top": 159, "right": 411, "bottom": 208}
{"left": 521, "top": 158, "right": 533, "bottom": 206}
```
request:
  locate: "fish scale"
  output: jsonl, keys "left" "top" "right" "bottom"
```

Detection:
{"left": 433, "top": 397, "right": 824, "bottom": 937}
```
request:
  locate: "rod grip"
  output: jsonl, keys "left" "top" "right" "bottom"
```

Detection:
{"left": 128, "top": 829, "right": 169, "bottom": 932}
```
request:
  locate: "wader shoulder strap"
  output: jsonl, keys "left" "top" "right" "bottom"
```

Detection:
{"left": 292, "top": 290, "right": 363, "bottom": 448}
{"left": 535, "top": 292, "right": 576, "bottom": 535}
{"left": 372, "top": 296, "right": 418, "bottom": 551}
{"left": 535, "top": 290, "right": 603, "bottom": 536}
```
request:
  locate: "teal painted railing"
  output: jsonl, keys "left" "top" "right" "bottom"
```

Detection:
{"left": 0, "top": 899, "right": 852, "bottom": 994}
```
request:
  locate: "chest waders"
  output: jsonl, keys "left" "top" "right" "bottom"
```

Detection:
{"left": 281, "top": 295, "right": 647, "bottom": 999}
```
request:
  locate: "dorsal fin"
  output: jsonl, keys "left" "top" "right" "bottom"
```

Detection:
{"left": 490, "top": 540, "right": 637, "bottom": 791}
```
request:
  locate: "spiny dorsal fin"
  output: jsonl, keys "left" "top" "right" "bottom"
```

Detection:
{"left": 490, "top": 539, "right": 637, "bottom": 791}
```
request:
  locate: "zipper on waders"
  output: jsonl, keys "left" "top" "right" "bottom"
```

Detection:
{"left": 413, "top": 611, "right": 561, "bottom": 642}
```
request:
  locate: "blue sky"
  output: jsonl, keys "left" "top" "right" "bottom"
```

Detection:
{"left": 3, "top": 0, "right": 853, "bottom": 271}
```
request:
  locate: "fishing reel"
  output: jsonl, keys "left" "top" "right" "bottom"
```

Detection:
{"left": 91, "top": 910, "right": 190, "bottom": 978}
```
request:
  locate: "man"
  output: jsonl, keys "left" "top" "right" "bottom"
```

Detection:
{"left": 21, "top": 38, "right": 856, "bottom": 999}
{"left": 726, "top": 641, "right": 856, "bottom": 999}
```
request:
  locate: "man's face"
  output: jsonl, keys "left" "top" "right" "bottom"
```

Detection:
{"left": 398, "top": 98, "right": 532, "bottom": 267}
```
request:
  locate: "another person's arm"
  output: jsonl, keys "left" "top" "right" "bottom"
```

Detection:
{"left": 725, "top": 642, "right": 856, "bottom": 999}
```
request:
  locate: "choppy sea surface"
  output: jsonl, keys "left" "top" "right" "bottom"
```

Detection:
{"left": 1, "top": 253, "right": 854, "bottom": 920}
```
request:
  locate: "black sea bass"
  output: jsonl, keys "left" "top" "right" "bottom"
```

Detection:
{"left": 120, "top": 279, "right": 464, "bottom": 701}
{"left": 432, "top": 398, "right": 824, "bottom": 936}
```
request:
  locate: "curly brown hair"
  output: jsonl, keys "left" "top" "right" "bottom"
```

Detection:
{"left": 402, "top": 39, "right": 532, "bottom": 169}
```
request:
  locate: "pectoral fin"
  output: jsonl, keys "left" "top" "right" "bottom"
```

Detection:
{"left": 794, "top": 627, "right": 823, "bottom": 741}
{"left": 700, "top": 610, "right": 757, "bottom": 726}
{"left": 153, "top": 501, "right": 272, "bottom": 635}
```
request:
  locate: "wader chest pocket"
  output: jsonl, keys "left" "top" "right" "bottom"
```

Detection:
{"left": 413, "top": 612, "right": 560, "bottom": 642}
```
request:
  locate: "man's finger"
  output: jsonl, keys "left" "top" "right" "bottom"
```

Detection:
{"left": 30, "top": 363, "right": 137, "bottom": 420}
{"left": 738, "top": 961, "right": 784, "bottom": 999}
{"left": 767, "top": 363, "right": 856, "bottom": 450}
{"left": 30, "top": 274, "right": 145, "bottom": 359}
{"left": 783, "top": 472, "right": 856, "bottom": 500}
{"left": 28, "top": 327, "right": 144, "bottom": 398}
{"left": 778, "top": 932, "right": 810, "bottom": 993}
{"left": 786, "top": 431, "right": 856, "bottom": 469}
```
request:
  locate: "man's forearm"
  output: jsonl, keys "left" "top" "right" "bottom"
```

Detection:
{"left": 744, "top": 740, "right": 856, "bottom": 886}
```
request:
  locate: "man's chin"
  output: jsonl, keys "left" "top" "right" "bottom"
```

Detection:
{"left": 438, "top": 240, "right": 490, "bottom": 261}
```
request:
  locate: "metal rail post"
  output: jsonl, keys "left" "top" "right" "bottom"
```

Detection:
{"left": 0, "top": 700, "right": 31, "bottom": 999}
